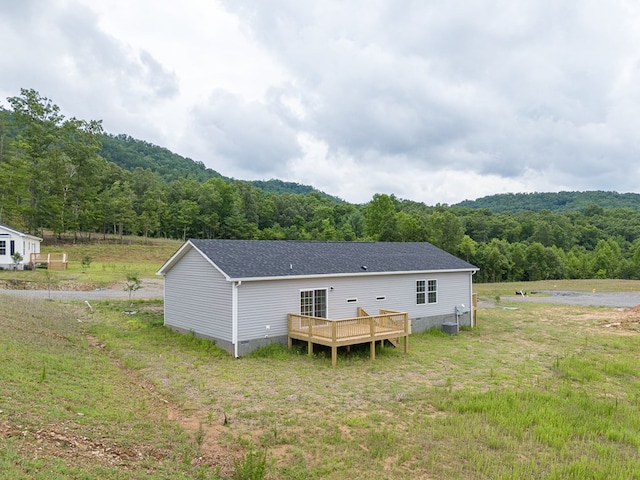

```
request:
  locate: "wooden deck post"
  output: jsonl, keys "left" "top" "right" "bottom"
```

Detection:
{"left": 331, "top": 321, "right": 338, "bottom": 366}
{"left": 308, "top": 319, "right": 313, "bottom": 357}
{"left": 370, "top": 317, "right": 376, "bottom": 361}
{"left": 404, "top": 315, "right": 409, "bottom": 353}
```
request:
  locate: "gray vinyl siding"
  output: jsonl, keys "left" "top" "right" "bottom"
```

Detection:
{"left": 235, "top": 271, "right": 473, "bottom": 342}
{"left": 164, "top": 248, "right": 233, "bottom": 342}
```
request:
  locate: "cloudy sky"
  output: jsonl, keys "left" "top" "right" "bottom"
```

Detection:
{"left": 2, "top": 0, "right": 640, "bottom": 205}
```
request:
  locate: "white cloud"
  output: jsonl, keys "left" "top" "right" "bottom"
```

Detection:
{"left": 2, "top": 0, "right": 640, "bottom": 205}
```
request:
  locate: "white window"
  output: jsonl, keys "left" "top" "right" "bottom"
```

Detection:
{"left": 417, "top": 279, "right": 437, "bottom": 304}
{"left": 417, "top": 280, "right": 425, "bottom": 304}
{"left": 427, "top": 279, "right": 437, "bottom": 303}
{"left": 0, "top": 240, "right": 5, "bottom": 256}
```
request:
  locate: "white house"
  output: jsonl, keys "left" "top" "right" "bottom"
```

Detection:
{"left": 0, "top": 223, "right": 42, "bottom": 270}
{"left": 157, "top": 240, "right": 478, "bottom": 357}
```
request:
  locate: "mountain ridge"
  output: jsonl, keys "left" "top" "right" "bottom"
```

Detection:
{"left": 454, "top": 191, "right": 640, "bottom": 213}
{"left": 100, "top": 133, "right": 343, "bottom": 202}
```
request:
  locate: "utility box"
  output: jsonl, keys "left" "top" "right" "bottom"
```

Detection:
{"left": 442, "top": 322, "right": 459, "bottom": 335}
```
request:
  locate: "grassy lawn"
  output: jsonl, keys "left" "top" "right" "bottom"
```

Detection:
{"left": 2, "top": 287, "right": 640, "bottom": 478}
{"left": 474, "top": 278, "right": 640, "bottom": 297}
{"left": 0, "top": 237, "right": 181, "bottom": 290}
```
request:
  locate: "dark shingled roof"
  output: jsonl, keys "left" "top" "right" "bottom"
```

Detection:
{"left": 186, "top": 240, "right": 477, "bottom": 279}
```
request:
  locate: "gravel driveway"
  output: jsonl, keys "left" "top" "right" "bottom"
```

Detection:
{"left": 507, "top": 290, "right": 640, "bottom": 308}
{"left": 0, "top": 278, "right": 164, "bottom": 301}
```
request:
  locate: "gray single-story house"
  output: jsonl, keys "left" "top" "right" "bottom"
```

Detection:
{"left": 157, "top": 240, "right": 478, "bottom": 357}
{"left": 0, "top": 223, "right": 42, "bottom": 270}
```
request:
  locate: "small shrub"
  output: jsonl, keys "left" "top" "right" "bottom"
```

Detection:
{"left": 124, "top": 273, "right": 142, "bottom": 309}
{"left": 194, "top": 423, "right": 206, "bottom": 448}
{"left": 233, "top": 447, "right": 267, "bottom": 480}
{"left": 11, "top": 252, "right": 23, "bottom": 270}
{"left": 80, "top": 255, "right": 92, "bottom": 272}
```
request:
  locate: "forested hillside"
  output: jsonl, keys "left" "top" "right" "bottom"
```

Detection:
{"left": 100, "top": 134, "right": 339, "bottom": 200}
{"left": 100, "top": 133, "right": 225, "bottom": 183}
{"left": 456, "top": 191, "right": 640, "bottom": 213}
{"left": 4, "top": 88, "right": 640, "bottom": 283}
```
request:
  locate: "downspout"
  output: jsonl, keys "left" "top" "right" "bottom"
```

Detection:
{"left": 232, "top": 280, "right": 242, "bottom": 358}
{"left": 470, "top": 270, "right": 477, "bottom": 327}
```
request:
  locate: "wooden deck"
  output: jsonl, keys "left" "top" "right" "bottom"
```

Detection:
{"left": 30, "top": 253, "right": 68, "bottom": 270}
{"left": 288, "top": 308, "right": 409, "bottom": 366}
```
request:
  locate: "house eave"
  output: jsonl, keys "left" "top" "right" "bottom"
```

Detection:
{"left": 0, "top": 223, "right": 42, "bottom": 242}
{"left": 225, "top": 267, "right": 479, "bottom": 283}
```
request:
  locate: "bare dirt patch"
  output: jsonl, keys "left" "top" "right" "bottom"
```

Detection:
{"left": 0, "top": 421, "right": 169, "bottom": 467}
{"left": 600, "top": 305, "right": 640, "bottom": 332}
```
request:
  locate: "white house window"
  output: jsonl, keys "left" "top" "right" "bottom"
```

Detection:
{"left": 417, "top": 280, "right": 437, "bottom": 304}
{"left": 0, "top": 240, "right": 5, "bottom": 256}
{"left": 301, "top": 289, "right": 327, "bottom": 318}
{"left": 427, "top": 279, "right": 437, "bottom": 303}
{"left": 417, "top": 280, "right": 425, "bottom": 304}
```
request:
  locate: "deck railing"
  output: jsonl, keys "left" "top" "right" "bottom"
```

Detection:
{"left": 29, "top": 253, "right": 68, "bottom": 270}
{"left": 288, "top": 309, "right": 409, "bottom": 366}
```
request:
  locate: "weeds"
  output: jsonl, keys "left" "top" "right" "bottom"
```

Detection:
{"left": 232, "top": 447, "right": 267, "bottom": 480}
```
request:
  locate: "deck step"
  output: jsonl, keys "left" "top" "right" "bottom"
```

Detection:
{"left": 387, "top": 337, "right": 400, "bottom": 348}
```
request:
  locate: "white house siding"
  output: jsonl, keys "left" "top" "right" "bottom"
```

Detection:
{"left": 0, "top": 227, "right": 41, "bottom": 270}
{"left": 234, "top": 270, "right": 474, "bottom": 352}
{"left": 164, "top": 249, "right": 234, "bottom": 351}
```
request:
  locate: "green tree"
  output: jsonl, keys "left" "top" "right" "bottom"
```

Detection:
{"left": 396, "top": 211, "right": 426, "bottom": 242}
{"left": 478, "top": 239, "right": 510, "bottom": 283}
{"left": 427, "top": 209, "right": 464, "bottom": 253}
{"left": 457, "top": 234, "right": 478, "bottom": 264}
{"left": 364, "top": 193, "right": 398, "bottom": 241}
{"left": 8, "top": 88, "right": 64, "bottom": 231}
{"left": 524, "top": 242, "right": 549, "bottom": 281}
{"left": 591, "top": 239, "right": 622, "bottom": 278}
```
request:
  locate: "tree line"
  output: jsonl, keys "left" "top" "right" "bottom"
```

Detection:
{"left": 3, "top": 88, "right": 640, "bottom": 282}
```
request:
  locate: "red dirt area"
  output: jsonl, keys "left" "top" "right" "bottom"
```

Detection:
{"left": 602, "top": 305, "right": 640, "bottom": 332}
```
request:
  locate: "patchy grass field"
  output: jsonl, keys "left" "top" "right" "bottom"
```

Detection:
{"left": 2, "top": 286, "right": 640, "bottom": 479}
{"left": 0, "top": 237, "right": 181, "bottom": 290}
{"left": 474, "top": 278, "right": 640, "bottom": 297}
